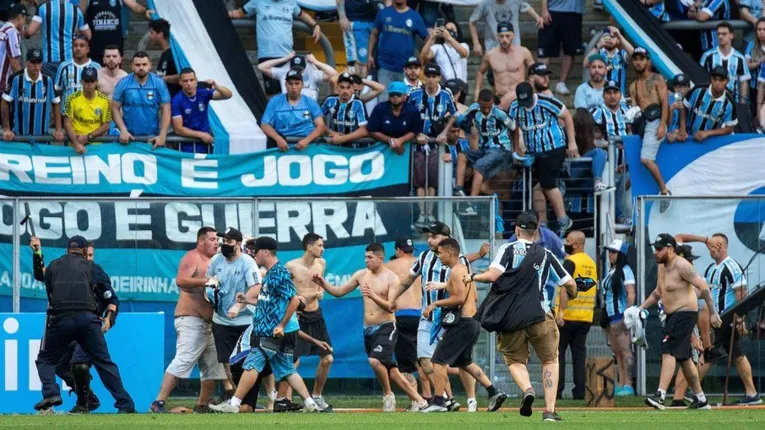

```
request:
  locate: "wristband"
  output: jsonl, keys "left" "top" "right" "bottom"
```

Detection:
{"left": 470, "top": 273, "right": 476, "bottom": 281}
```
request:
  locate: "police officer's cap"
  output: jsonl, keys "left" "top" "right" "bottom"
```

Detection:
{"left": 514, "top": 211, "right": 538, "bottom": 230}
{"left": 68, "top": 235, "right": 88, "bottom": 249}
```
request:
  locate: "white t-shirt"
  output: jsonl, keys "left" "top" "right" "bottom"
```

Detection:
{"left": 271, "top": 63, "right": 325, "bottom": 100}
{"left": 430, "top": 43, "right": 469, "bottom": 82}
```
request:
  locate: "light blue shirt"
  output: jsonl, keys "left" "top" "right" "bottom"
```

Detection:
{"left": 261, "top": 93, "right": 323, "bottom": 138}
{"left": 740, "top": 0, "right": 763, "bottom": 43}
{"left": 243, "top": 0, "right": 301, "bottom": 59}
{"left": 206, "top": 253, "right": 261, "bottom": 327}
{"left": 112, "top": 72, "right": 171, "bottom": 136}
{"left": 574, "top": 82, "right": 604, "bottom": 110}
{"left": 547, "top": 0, "right": 586, "bottom": 14}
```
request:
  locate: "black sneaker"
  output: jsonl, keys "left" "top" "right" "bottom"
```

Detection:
{"left": 644, "top": 392, "right": 666, "bottom": 410}
{"left": 68, "top": 404, "right": 89, "bottom": 414}
{"left": 542, "top": 411, "right": 563, "bottom": 422}
{"left": 34, "top": 395, "right": 63, "bottom": 411}
{"left": 669, "top": 399, "right": 687, "bottom": 407}
{"left": 735, "top": 394, "right": 763, "bottom": 406}
{"left": 520, "top": 389, "right": 535, "bottom": 417}
{"left": 193, "top": 404, "right": 214, "bottom": 413}
{"left": 445, "top": 398, "right": 461, "bottom": 412}
{"left": 117, "top": 409, "right": 138, "bottom": 414}
{"left": 149, "top": 400, "right": 166, "bottom": 413}
{"left": 488, "top": 391, "right": 507, "bottom": 412}
{"left": 274, "top": 398, "right": 303, "bottom": 413}
{"left": 704, "top": 346, "right": 728, "bottom": 364}
{"left": 688, "top": 398, "right": 712, "bottom": 410}
{"left": 87, "top": 388, "right": 101, "bottom": 412}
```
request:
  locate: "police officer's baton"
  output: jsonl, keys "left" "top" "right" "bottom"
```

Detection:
{"left": 20, "top": 202, "right": 36, "bottom": 237}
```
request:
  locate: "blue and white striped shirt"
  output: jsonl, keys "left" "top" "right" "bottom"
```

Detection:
{"left": 2, "top": 69, "right": 61, "bottom": 136}
{"left": 410, "top": 249, "right": 471, "bottom": 309}
{"left": 509, "top": 94, "right": 567, "bottom": 154}
{"left": 699, "top": 0, "right": 731, "bottom": 52}
{"left": 321, "top": 95, "right": 367, "bottom": 135}
{"left": 32, "top": 1, "right": 89, "bottom": 63}
{"left": 600, "top": 48, "right": 629, "bottom": 94}
{"left": 602, "top": 264, "right": 635, "bottom": 319}
{"left": 457, "top": 102, "right": 514, "bottom": 150}
{"left": 408, "top": 85, "right": 456, "bottom": 139}
{"left": 54, "top": 59, "right": 101, "bottom": 110}
{"left": 590, "top": 101, "right": 630, "bottom": 137}
{"left": 683, "top": 86, "right": 737, "bottom": 134}
{"left": 699, "top": 47, "right": 751, "bottom": 102}
{"left": 745, "top": 40, "right": 765, "bottom": 90}
{"left": 704, "top": 256, "right": 746, "bottom": 314}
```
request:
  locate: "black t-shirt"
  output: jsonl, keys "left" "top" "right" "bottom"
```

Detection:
{"left": 86, "top": 0, "right": 125, "bottom": 62}
{"left": 156, "top": 48, "right": 180, "bottom": 97}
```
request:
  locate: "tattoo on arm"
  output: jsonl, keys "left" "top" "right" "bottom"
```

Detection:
{"left": 400, "top": 275, "right": 415, "bottom": 291}
{"left": 700, "top": 288, "right": 716, "bottom": 314}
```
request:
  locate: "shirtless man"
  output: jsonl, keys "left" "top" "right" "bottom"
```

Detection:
{"left": 97, "top": 45, "right": 128, "bottom": 97}
{"left": 638, "top": 234, "right": 721, "bottom": 411}
{"left": 420, "top": 238, "right": 506, "bottom": 413}
{"left": 151, "top": 226, "right": 227, "bottom": 413}
{"left": 628, "top": 47, "right": 671, "bottom": 212}
{"left": 475, "top": 22, "right": 534, "bottom": 111}
{"left": 313, "top": 243, "right": 428, "bottom": 412}
{"left": 285, "top": 233, "right": 333, "bottom": 411}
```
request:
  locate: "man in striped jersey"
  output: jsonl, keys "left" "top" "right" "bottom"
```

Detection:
{"left": 322, "top": 72, "right": 368, "bottom": 147}
{"left": 510, "top": 82, "right": 578, "bottom": 238}
{"left": 55, "top": 36, "right": 100, "bottom": 112}
{"left": 699, "top": 22, "right": 750, "bottom": 103}
{"left": 25, "top": 0, "right": 92, "bottom": 78}
{"left": 1, "top": 48, "right": 64, "bottom": 141}
{"left": 688, "top": 0, "right": 731, "bottom": 53}
{"left": 583, "top": 27, "right": 633, "bottom": 95}
{"left": 0, "top": 4, "right": 25, "bottom": 93}
{"left": 678, "top": 66, "right": 737, "bottom": 142}
{"left": 674, "top": 232, "right": 762, "bottom": 405}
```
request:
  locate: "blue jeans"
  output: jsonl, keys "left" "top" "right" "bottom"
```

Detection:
{"left": 583, "top": 148, "right": 606, "bottom": 180}
{"left": 35, "top": 313, "right": 134, "bottom": 411}
{"left": 377, "top": 69, "right": 404, "bottom": 102}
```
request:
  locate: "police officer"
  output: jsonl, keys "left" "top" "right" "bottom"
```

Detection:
{"left": 30, "top": 236, "right": 120, "bottom": 413}
{"left": 33, "top": 235, "right": 135, "bottom": 413}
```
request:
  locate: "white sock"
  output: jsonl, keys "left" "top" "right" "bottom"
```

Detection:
{"left": 230, "top": 396, "right": 242, "bottom": 407}
{"left": 657, "top": 389, "right": 666, "bottom": 400}
{"left": 268, "top": 390, "right": 277, "bottom": 401}
{"left": 695, "top": 392, "right": 707, "bottom": 403}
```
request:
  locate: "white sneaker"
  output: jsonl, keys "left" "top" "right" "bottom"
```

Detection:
{"left": 209, "top": 402, "right": 240, "bottom": 414}
{"left": 313, "top": 396, "right": 330, "bottom": 411}
{"left": 555, "top": 82, "right": 570, "bottom": 95}
{"left": 420, "top": 403, "right": 448, "bottom": 413}
{"left": 467, "top": 398, "right": 478, "bottom": 412}
{"left": 383, "top": 394, "right": 396, "bottom": 412}
{"left": 594, "top": 181, "right": 608, "bottom": 192}
{"left": 303, "top": 398, "right": 320, "bottom": 413}
{"left": 407, "top": 400, "right": 427, "bottom": 412}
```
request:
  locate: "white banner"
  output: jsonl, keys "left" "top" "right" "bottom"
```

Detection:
{"left": 297, "top": 0, "right": 482, "bottom": 12}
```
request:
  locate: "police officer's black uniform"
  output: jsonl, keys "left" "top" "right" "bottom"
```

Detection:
{"left": 33, "top": 236, "right": 135, "bottom": 413}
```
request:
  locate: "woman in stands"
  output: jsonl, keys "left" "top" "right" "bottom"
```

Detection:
{"left": 747, "top": 18, "right": 765, "bottom": 124}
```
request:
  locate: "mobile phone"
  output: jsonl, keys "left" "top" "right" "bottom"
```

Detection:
{"left": 436, "top": 18, "right": 445, "bottom": 28}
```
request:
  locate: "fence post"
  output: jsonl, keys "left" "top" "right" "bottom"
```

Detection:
{"left": 12, "top": 198, "right": 20, "bottom": 313}
{"left": 488, "top": 196, "right": 497, "bottom": 385}
{"left": 637, "top": 196, "right": 647, "bottom": 396}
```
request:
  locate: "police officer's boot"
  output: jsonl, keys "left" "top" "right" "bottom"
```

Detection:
{"left": 70, "top": 363, "right": 95, "bottom": 413}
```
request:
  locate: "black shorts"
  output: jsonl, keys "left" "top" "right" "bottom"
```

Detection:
{"left": 413, "top": 149, "right": 439, "bottom": 189}
{"left": 662, "top": 311, "right": 698, "bottom": 361}
{"left": 394, "top": 315, "right": 419, "bottom": 373}
{"left": 432, "top": 317, "right": 481, "bottom": 368}
{"left": 258, "top": 57, "right": 282, "bottom": 96}
{"left": 536, "top": 11, "right": 584, "bottom": 58}
{"left": 295, "top": 308, "right": 332, "bottom": 358}
{"left": 532, "top": 147, "right": 567, "bottom": 190}
{"left": 713, "top": 325, "right": 744, "bottom": 359}
{"left": 364, "top": 322, "right": 397, "bottom": 367}
{"left": 212, "top": 323, "right": 249, "bottom": 363}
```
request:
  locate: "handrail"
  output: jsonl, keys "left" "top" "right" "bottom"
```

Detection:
{"left": 8, "top": 135, "right": 197, "bottom": 143}
{"left": 232, "top": 20, "right": 337, "bottom": 69}
{"left": 662, "top": 19, "right": 750, "bottom": 31}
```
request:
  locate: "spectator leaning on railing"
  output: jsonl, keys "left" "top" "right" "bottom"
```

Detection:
{"left": 79, "top": 0, "right": 154, "bottom": 65}
{"left": 260, "top": 68, "right": 325, "bottom": 151}
{"left": 2, "top": 49, "right": 63, "bottom": 142}
{"left": 0, "top": 4, "right": 25, "bottom": 93}
{"left": 25, "top": 0, "right": 92, "bottom": 78}
{"left": 322, "top": 71, "right": 369, "bottom": 147}
{"left": 421, "top": 21, "right": 468, "bottom": 82}
{"left": 171, "top": 67, "right": 233, "bottom": 154}
{"left": 111, "top": 51, "right": 171, "bottom": 149}
{"left": 148, "top": 18, "right": 180, "bottom": 98}
{"left": 679, "top": 66, "right": 738, "bottom": 142}
{"left": 97, "top": 44, "right": 128, "bottom": 97}
{"left": 258, "top": 52, "right": 339, "bottom": 101}
{"left": 229, "top": 0, "right": 322, "bottom": 98}
{"left": 337, "top": 0, "right": 379, "bottom": 78}
{"left": 468, "top": 0, "right": 544, "bottom": 55}
{"left": 367, "top": 81, "right": 422, "bottom": 155}
{"left": 63, "top": 66, "right": 110, "bottom": 154}
{"left": 687, "top": 0, "right": 731, "bottom": 53}
{"left": 55, "top": 36, "right": 100, "bottom": 113}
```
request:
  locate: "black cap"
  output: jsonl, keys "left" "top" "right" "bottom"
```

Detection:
{"left": 445, "top": 78, "right": 467, "bottom": 95}
{"left": 604, "top": 80, "right": 620, "bottom": 91}
{"left": 68, "top": 235, "right": 88, "bottom": 249}
{"left": 9, "top": 3, "right": 28, "bottom": 19}
{"left": 672, "top": 73, "right": 689, "bottom": 87}
{"left": 514, "top": 210, "right": 538, "bottom": 230}
{"left": 217, "top": 227, "right": 244, "bottom": 243}
{"left": 424, "top": 63, "right": 441, "bottom": 76}
{"left": 338, "top": 71, "right": 353, "bottom": 84}
{"left": 249, "top": 236, "right": 278, "bottom": 253}
{"left": 395, "top": 237, "right": 414, "bottom": 253}
{"left": 26, "top": 49, "right": 43, "bottom": 63}
{"left": 286, "top": 68, "right": 303, "bottom": 81}
{"left": 81, "top": 67, "right": 98, "bottom": 82}
{"left": 651, "top": 233, "right": 677, "bottom": 249}
{"left": 497, "top": 22, "right": 513, "bottom": 34}
{"left": 422, "top": 221, "right": 451, "bottom": 237}
{"left": 710, "top": 65, "right": 729, "bottom": 79}
{"left": 290, "top": 55, "right": 306, "bottom": 70}
{"left": 404, "top": 56, "right": 421, "bottom": 67}
{"left": 529, "top": 62, "right": 553, "bottom": 76}
{"left": 515, "top": 81, "right": 535, "bottom": 108}
{"left": 675, "top": 244, "right": 700, "bottom": 261}
{"left": 632, "top": 47, "right": 649, "bottom": 58}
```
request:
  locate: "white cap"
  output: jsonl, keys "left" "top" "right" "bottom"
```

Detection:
{"left": 604, "top": 239, "right": 625, "bottom": 253}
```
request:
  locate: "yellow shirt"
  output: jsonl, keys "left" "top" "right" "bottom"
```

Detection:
{"left": 64, "top": 90, "right": 112, "bottom": 136}
{"left": 554, "top": 252, "right": 598, "bottom": 323}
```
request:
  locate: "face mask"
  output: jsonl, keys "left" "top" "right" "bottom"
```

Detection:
{"left": 221, "top": 243, "right": 236, "bottom": 258}
{"left": 564, "top": 244, "right": 575, "bottom": 255}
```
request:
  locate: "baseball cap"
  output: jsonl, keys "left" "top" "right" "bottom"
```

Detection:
{"left": 588, "top": 53, "right": 607, "bottom": 66}
{"left": 81, "top": 67, "right": 98, "bottom": 82}
{"left": 529, "top": 62, "right": 553, "bottom": 76}
{"left": 217, "top": 227, "right": 244, "bottom": 242}
{"left": 338, "top": 71, "right": 354, "bottom": 85}
{"left": 404, "top": 56, "right": 421, "bottom": 67}
{"left": 26, "top": 49, "right": 43, "bottom": 63}
{"left": 422, "top": 220, "right": 451, "bottom": 236}
{"left": 514, "top": 210, "right": 538, "bottom": 230}
{"left": 387, "top": 81, "right": 408, "bottom": 96}
{"left": 497, "top": 22, "right": 513, "bottom": 34}
{"left": 515, "top": 81, "right": 535, "bottom": 108}
{"left": 424, "top": 63, "right": 441, "bottom": 76}
{"left": 395, "top": 237, "right": 415, "bottom": 253}
{"left": 286, "top": 68, "right": 303, "bottom": 81}
{"left": 672, "top": 73, "right": 689, "bottom": 87}
{"left": 632, "top": 47, "right": 650, "bottom": 59}
{"left": 249, "top": 236, "right": 278, "bottom": 253}
{"left": 9, "top": 3, "right": 28, "bottom": 19}
{"left": 290, "top": 55, "right": 306, "bottom": 70}
{"left": 651, "top": 233, "right": 677, "bottom": 249}
{"left": 604, "top": 80, "right": 620, "bottom": 91}
{"left": 675, "top": 244, "right": 700, "bottom": 261}
{"left": 604, "top": 239, "right": 627, "bottom": 254}
{"left": 68, "top": 235, "right": 88, "bottom": 249}
{"left": 445, "top": 78, "right": 467, "bottom": 95}
{"left": 710, "top": 65, "right": 729, "bottom": 79}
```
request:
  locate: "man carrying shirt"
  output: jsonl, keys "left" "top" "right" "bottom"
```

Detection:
{"left": 678, "top": 66, "right": 737, "bottom": 142}
{"left": 261, "top": 68, "right": 325, "bottom": 151}
{"left": 171, "top": 67, "right": 233, "bottom": 154}
{"left": 322, "top": 71, "right": 369, "bottom": 147}
{"left": 111, "top": 51, "right": 171, "bottom": 148}
{"left": 367, "top": 81, "right": 423, "bottom": 155}
{"left": 63, "top": 66, "right": 110, "bottom": 154}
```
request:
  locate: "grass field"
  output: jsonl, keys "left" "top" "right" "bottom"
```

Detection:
{"left": 2, "top": 396, "right": 764, "bottom": 429}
